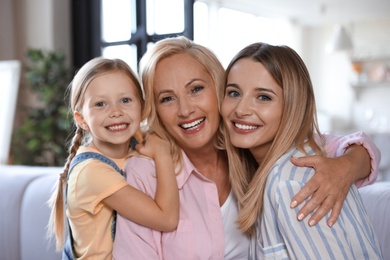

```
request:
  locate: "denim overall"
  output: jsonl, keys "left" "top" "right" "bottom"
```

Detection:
{"left": 62, "top": 152, "right": 126, "bottom": 260}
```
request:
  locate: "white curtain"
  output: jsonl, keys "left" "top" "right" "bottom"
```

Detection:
{"left": 0, "top": 60, "right": 21, "bottom": 164}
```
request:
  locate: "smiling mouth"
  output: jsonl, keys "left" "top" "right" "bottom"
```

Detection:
{"left": 107, "top": 123, "right": 128, "bottom": 131}
{"left": 180, "top": 118, "right": 205, "bottom": 130}
{"left": 234, "top": 122, "right": 258, "bottom": 130}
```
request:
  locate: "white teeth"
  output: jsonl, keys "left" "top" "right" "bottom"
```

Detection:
{"left": 234, "top": 123, "right": 258, "bottom": 130}
{"left": 108, "top": 124, "right": 127, "bottom": 131}
{"left": 181, "top": 118, "right": 205, "bottom": 130}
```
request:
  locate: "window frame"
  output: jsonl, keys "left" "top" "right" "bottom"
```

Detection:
{"left": 71, "top": 0, "right": 194, "bottom": 70}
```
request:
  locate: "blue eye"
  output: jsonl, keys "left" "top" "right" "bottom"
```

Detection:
{"left": 192, "top": 85, "right": 204, "bottom": 93}
{"left": 258, "top": 95, "right": 271, "bottom": 101}
{"left": 227, "top": 90, "right": 240, "bottom": 98}
{"left": 122, "top": 97, "right": 131, "bottom": 103}
{"left": 160, "top": 96, "right": 173, "bottom": 103}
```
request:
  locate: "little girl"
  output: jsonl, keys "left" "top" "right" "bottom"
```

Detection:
{"left": 47, "top": 57, "right": 179, "bottom": 259}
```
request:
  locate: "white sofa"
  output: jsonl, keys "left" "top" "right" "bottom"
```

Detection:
{"left": 0, "top": 165, "right": 389, "bottom": 260}
{"left": 0, "top": 165, "right": 62, "bottom": 260}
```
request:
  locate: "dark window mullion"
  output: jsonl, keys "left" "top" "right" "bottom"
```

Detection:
{"left": 183, "top": 0, "right": 194, "bottom": 39}
{"left": 135, "top": 0, "right": 148, "bottom": 63}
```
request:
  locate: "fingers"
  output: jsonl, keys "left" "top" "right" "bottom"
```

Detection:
{"left": 291, "top": 154, "right": 352, "bottom": 228}
{"left": 137, "top": 132, "right": 170, "bottom": 159}
{"left": 326, "top": 200, "right": 342, "bottom": 227}
{"left": 290, "top": 181, "right": 318, "bottom": 208}
{"left": 133, "top": 141, "right": 144, "bottom": 153}
{"left": 294, "top": 192, "right": 323, "bottom": 224}
{"left": 303, "top": 195, "right": 335, "bottom": 226}
{"left": 290, "top": 155, "right": 319, "bottom": 168}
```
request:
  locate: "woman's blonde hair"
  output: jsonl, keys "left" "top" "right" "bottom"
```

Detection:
{"left": 220, "top": 43, "right": 325, "bottom": 235}
{"left": 139, "top": 36, "right": 226, "bottom": 168}
{"left": 47, "top": 57, "right": 144, "bottom": 251}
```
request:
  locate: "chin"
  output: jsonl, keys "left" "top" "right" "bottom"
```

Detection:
{"left": 230, "top": 140, "right": 253, "bottom": 149}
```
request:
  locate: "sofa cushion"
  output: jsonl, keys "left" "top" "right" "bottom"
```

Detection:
{"left": 359, "top": 181, "right": 390, "bottom": 259}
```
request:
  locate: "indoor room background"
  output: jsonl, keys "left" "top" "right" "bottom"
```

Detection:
{"left": 1, "top": 0, "right": 390, "bottom": 180}
{"left": 1, "top": 1, "right": 390, "bottom": 259}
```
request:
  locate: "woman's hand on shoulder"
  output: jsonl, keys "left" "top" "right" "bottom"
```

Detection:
{"left": 289, "top": 155, "right": 354, "bottom": 227}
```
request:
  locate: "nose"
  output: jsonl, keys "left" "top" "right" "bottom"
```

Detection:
{"left": 178, "top": 96, "right": 194, "bottom": 118}
{"left": 109, "top": 103, "right": 124, "bottom": 118}
{"left": 235, "top": 97, "right": 253, "bottom": 117}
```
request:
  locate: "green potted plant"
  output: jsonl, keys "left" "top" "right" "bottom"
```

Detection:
{"left": 12, "top": 49, "right": 73, "bottom": 166}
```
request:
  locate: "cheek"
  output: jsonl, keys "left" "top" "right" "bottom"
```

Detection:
{"left": 269, "top": 108, "right": 283, "bottom": 129}
{"left": 221, "top": 99, "right": 234, "bottom": 119}
{"left": 156, "top": 105, "right": 175, "bottom": 128}
{"left": 128, "top": 103, "right": 142, "bottom": 122}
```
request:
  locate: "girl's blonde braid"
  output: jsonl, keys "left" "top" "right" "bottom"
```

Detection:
{"left": 47, "top": 127, "right": 84, "bottom": 251}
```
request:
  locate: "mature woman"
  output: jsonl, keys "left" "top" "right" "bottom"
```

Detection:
{"left": 113, "top": 36, "right": 379, "bottom": 259}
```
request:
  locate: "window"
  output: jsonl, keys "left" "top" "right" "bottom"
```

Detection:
{"left": 72, "top": 0, "right": 295, "bottom": 70}
{"left": 71, "top": 0, "right": 194, "bottom": 71}
{"left": 193, "top": 3, "right": 296, "bottom": 68}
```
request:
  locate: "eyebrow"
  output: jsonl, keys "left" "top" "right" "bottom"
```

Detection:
{"left": 156, "top": 78, "right": 207, "bottom": 96}
{"left": 156, "top": 89, "right": 174, "bottom": 97}
{"left": 226, "top": 83, "right": 277, "bottom": 95}
{"left": 185, "top": 78, "right": 207, "bottom": 88}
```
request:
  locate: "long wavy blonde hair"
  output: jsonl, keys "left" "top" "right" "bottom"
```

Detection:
{"left": 139, "top": 36, "right": 226, "bottom": 169}
{"left": 47, "top": 57, "right": 144, "bottom": 251}
{"left": 220, "top": 43, "right": 325, "bottom": 235}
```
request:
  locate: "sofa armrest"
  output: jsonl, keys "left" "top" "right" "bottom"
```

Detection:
{"left": 0, "top": 165, "right": 62, "bottom": 260}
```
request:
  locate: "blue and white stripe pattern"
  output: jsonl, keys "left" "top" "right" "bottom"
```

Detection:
{"left": 255, "top": 147, "right": 383, "bottom": 260}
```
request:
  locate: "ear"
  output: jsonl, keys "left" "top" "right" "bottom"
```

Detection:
{"left": 74, "top": 111, "right": 89, "bottom": 131}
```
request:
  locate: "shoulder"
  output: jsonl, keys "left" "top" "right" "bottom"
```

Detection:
{"left": 272, "top": 148, "right": 303, "bottom": 173}
{"left": 269, "top": 147, "right": 315, "bottom": 185}
{"left": 265, "top": 148, "right": 315, "bottom": 208}
{"left": 71, "top": 159, "right": 124, "bottom": 183}
{"left": 124, "top": 155, "right": 156, "bottom": 177}
{"left": 73, "top": 158, "right": 119, "bottom": 175}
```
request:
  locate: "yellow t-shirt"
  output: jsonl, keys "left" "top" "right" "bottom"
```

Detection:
{"left": 66, "top": 146, "right": 128, "bottom": 259}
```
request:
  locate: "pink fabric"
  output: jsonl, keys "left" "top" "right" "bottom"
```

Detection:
{"left": 113, "top": 152, "right": 225, "bottom": 260}
{"left": 321, "top": 131, "right": 380, "bottom": 187}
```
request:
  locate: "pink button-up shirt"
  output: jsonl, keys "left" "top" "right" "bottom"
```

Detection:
{"left": 113, "top": 151, "right": 226, "bottom": 260}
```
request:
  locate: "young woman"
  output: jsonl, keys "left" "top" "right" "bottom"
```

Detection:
{"left": 221, "top": 42, "right": 382, "bottom": 259}
{"left": 47, "top": 57, "right": 179, "bottom": 259}
{"left": 113, "top": 36, "right": 380, "bottom": 259}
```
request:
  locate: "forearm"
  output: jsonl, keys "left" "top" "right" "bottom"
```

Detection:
{"left": 154, "top": 154, "right": 179, "bottom": 229}
{"left": 323, "top": 131, "right": 380, "bottom": 186}
{"left": 342, "top": 144, "right": 371, "bottom": 184}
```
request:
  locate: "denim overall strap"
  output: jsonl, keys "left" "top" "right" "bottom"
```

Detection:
{"left": 69, "top": 152, "right": 122, "bottom": 177}
{"left": 63, "top": 152, "right": 125, "bottom": 260}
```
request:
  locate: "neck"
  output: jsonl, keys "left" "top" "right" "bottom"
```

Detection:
{"left": 249, "top": 142, "right": 272, "bottom": 166}
{"left": 185, "top": 146, "right": 220, "bottom": 179}
{"left": 185, "top": 147, "right": 231, "bottom": 206}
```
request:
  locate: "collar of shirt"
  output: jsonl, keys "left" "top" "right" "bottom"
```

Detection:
{"left": 177, "top": 150, "right": 216, "bottom": 190}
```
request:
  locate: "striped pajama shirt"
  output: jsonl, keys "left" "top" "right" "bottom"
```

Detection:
{"left": 254, "top": 147, "right": 383, "bottom": 260}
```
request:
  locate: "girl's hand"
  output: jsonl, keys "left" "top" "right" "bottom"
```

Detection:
{"left": 135, "top": 132, "right": 171, "bottom": 160}
{"left": 289, "top": 155, "right": 353, "bottom": 227}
